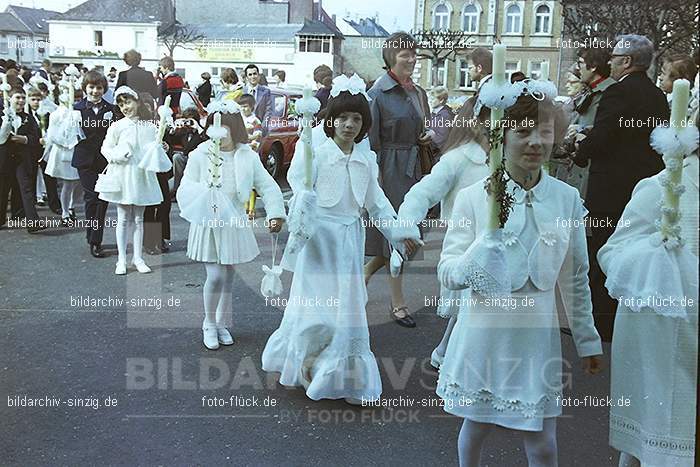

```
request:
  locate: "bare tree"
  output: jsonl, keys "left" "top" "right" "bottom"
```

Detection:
{"left": 159, "top": 23, "right": 205, "bottom": 58}
{"left": 560, "top": 0, "right": 699, "bottom": 77}
{"left": 411, "top": 29, "right": 475, "bottom": 87}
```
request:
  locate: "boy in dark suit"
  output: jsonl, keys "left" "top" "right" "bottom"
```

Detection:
{"left": 26, "top": 87, "right": 61, "bottom": 215}
{"left": 72, "top": 70, "right": 114, "bottom": 258}
{"left": 0, "top": 87, "right": 45, "bottom": 232}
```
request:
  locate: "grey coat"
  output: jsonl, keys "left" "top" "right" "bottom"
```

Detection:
{"left": 365, "top": 72, "right": 429, "bottom": 259}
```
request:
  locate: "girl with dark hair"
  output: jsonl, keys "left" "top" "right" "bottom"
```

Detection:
{"left": 262, "top": 74, "right": 421, "bottom": 404}
{"left": 177, "top": 101, "right": 285, "bottom": 350}
{"left": 436, "top": 90, "right": 602, "bottom": 466}
{"left": 99, "top": 86, "right": 171, "bottom": 275}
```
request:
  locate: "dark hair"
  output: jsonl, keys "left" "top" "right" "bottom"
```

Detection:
{"left": 470, "top": 48, "right": 493, "bottom": 75}
{"left": 9, "top": 86, "right": 26, "bottom": 96}
{"left": 663, "top": 54, "right": 697, "bottom": 83}
{"left": 27, "top": 87, "right": 43, "bottom": 98}
{"left": 322, "top": 91, "right": 372, "bottom": 143}
{"left": 204, "top": 112, "right": 249, "bottom": 145}
{"left": 159, "top": 56, "right": 175, "bottom": 71}
{"left": 123, "top": 49, "right": 142, "bottom": 67}
{"left": 221, "top": 68, "right": 238, "bottom": 85}
{"left": 236, "top": 93, "right": 256, "bottom": 109}
{"left": 115, "top": 92, "right": 154, "bottom": 121}
{"left": 510, "top": 71, "right": 527, "bottom": 83}
{"left": 82, "top": 69, "right": 108, "bottom": 91}
{"left": 244, "top": 64, "right": 259, "bottom": 76}
{"left": 181, "top": 107, "right": 200, "bottom": 120}
{"left": 36, "top": 82, "right": 49, "bottom": 94}
{"left": 382, "top": 31, "right": 417, "bottom": 69}
{"left": 503, "top": 94, "right": 568, "bottom": 146}
{"left": 443, "top": 97, "right": 489, "bottom": 153}
{"left": 577, "top": 48, "right": 612, "bottom": 78}
{"left": 274, "top": 70, "right": 286, "bottom": 81}
{"left": 313, "top": 65, "right": 332, "bottom": 87}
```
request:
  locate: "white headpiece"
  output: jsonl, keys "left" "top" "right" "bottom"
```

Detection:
{"left": 330, "top": 73, "right": 371, "bottom": 102}
{"left": 206, "top": 100, "right": 241, "bottom": 114}
{"left": 114, "top": 86, "right": 139, "bottom": 100}
{"left": 475, "top": 78, "right": 558, "bottom": 116}
{"left": 64, "top": 64, "right": 81, "bottom": 78}
{"left": 29, "top": 74, "right": 54, "bottom": 91}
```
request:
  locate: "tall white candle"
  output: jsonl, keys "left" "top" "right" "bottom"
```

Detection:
{"left": 487, "top": 44, "right": 507, "bottom": 230}
{"left": 540, "top": 61, "right": 549, "bottom": 81}
{"left": 157, "top": 95, "right": 172, "bottom": 143}
{"left": 68, "top": 76, "right": 75, "bottom": 107}
{"left": 670, "top": 79, "right": 690, "bottom": 129}
{"left": 1, "top": 74, "right": 9, "bottom": 107}
{"left": 301, "top": 87, "right": 313, "bottom": 189}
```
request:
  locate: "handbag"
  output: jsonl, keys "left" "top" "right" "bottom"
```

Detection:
{"left": 417, "top": 139, "right": 436, "bottom": 175}
{"left": 94, "top": 165, "right": 121, "bottom": 194}
{"left": 260, "top": 233, "right": 283, "bottom": 298}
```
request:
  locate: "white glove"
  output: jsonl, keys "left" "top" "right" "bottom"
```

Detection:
{"left": 447, "top": 229, "right": 511, "bottom": 297}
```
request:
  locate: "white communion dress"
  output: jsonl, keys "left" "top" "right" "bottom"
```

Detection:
{"left": 262, "top": 138, "right": 405, "bottom": 401}
{"left": 177, "top": 140, "right": 285, "bottom": 265}
{"left": 44, "top": 106, "right": 82, "bottom": 181}
{"left": 599, "top": 155, "right": 698, "bottom": 467}
{"left": 436, "top": 171, "right": 602, "bottom": 431}
{"left": 398, "top": 140, "right": 490, "bottom": 318}
{"left": 98, "top": 117, "right": 169, "bottom": 206}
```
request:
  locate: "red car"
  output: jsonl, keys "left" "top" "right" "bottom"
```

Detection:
{"left": 258, "top": 88, "right": 303, "bottom": 179}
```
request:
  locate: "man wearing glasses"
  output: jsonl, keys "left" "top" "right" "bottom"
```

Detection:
{"left": 572, "top": 34, "right": 669, "bottom": 342}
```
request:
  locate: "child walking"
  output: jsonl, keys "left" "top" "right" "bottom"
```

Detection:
{"left": 261, "top": 75, "right": 421, "bottom": 403}
{"left": 99, "top": 86, "right": 171, "bottom": 275}
{"left": 176, "top": 101, "right": 285, "bottom": 350}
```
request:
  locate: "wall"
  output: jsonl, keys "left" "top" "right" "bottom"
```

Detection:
{"left": 49, "top": 21, "right": 159, "bottom": 62}
{"left": 174, "top": 0, "right": 289, "bottom": 24}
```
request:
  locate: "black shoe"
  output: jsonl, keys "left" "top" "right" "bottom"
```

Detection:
{"left": 391, "top": 306, "right": 416, "bottom": 328}
{"left": 61, "top": 216, "right": 72, "bottom": 227}
{"left": 68, "top": 208, "right": 77, "bottom": 220}
{"left": 27, "top": 224, "right": 48, "bottom": 234}
{"left": 160, "top": 240, "right": 171, "bottom": 253}
{"left": 90, "top": 244, "right": 106, "bottom": 258}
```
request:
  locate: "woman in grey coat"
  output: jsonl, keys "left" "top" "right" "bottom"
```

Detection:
{"left": 364, "top": 31, "right": 434, "bottom": 328}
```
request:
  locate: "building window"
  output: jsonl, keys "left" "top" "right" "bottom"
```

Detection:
{"left": 298, "top": 36, "right": 331, "bottom": 53}
{"left": 457, "top": 58, "right": 474, "bottom": 88}
{"left": 94, "top": 30, "right": 103, "bottom": 47}
{"left": 505, "top": 4, "right": 522, "bottom": 34}
{"left": 135, "top": 31, "right": 144, "bottom": 49}
{"left": 505, "top": 61, "right": 520, "bottom": 81}
{"left": 462, "top": 4, "right": 479, "bottom": 33}
{"left": 529, "top": 61, "right": 542, "bottom": 80}
{"left": 534, "top": 4, "right": 551, "bottom": 34}
{"left": 0, "top": 35, "right": 8, "bottom": 54}
{"left": 433, "top": 4, "right": 450, "bottom": 30}
{"left": 428, "top": 59, "right": 447, "bottom": 87}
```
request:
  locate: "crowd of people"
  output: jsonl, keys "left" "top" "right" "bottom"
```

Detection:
{"left": 1, "top": 30, "right": 698, "bottom": 467}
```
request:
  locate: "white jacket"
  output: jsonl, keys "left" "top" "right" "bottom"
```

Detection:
{"left": 399, "top": 140, "right": 489, "bottom": 223}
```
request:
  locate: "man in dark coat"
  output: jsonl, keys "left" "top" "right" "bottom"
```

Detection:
{"left": 573, "top": 34, "right": 670, "bottom": 342}
{"left": 116, "top": 49, "right": 158, "bottom": 102}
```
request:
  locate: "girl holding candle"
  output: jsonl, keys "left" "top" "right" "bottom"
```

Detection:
{"left": 177, "top": 101, "right": 285, "bottom": 350}
{"left": 599, "top": 80, "right": 698, "bottom": 467}
{"left": 262, "top": 75, "right": 421, "bottom": 403}
{"left": 436, "top": 92, "right": 602, "bottom": 466}
{"left": 99, "top": 86, "right": 171, "bottom": 275}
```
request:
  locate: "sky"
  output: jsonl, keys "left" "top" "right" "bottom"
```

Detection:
{"left": 0, "top": 0, "right": 417, "bottom": 32}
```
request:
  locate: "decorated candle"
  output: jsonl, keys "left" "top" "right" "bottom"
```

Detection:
{"left": 487, "top": 44, "right": 507, "bottom": 230}
{"left": 1, "top": 73, "right": 9, "bottom": 107}
{"left": 540, "top": 61, "right": 549, "bottom": 81}
{"left": 670, "top": 79, "right": 690, "bottom": 129}
{"left": 301, "top": 87, "right": 314, "bottom": 189}
{"left": 157, "top": 95, "right": 172, "bottom": 143}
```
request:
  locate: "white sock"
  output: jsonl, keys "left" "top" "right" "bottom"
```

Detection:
{"left": 522, "top": 417, "right": 558, "bottom": 467}
{"left": 457, "top": 419, "right": 493, "bottom": 467}
{"left": 115, "top": 204, "right": 131, "bottom": 264}
{"left": 131, "top": 206, "right": 145, "bottom": 264}
{"left": 203, "top": 264, "right": 227, "bottom": 328}
{"left": 215, "top": 266, "right": 235, "bottom": 327}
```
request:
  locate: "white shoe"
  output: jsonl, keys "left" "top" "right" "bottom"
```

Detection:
{"left": 132, "top": 260, "right": 152, "bottom": 274}
{"left": 344, "top": 397, "right": 363, "bottom": 406}
{"left": 430, "top": 348, "right": 444, "bottom": 370}
{"left": 202, "top": 326, "right": 219, "bottom": 350}
{"left": 115, "top": 262, "right": 127, "bottom": 275}
{"left": 216, "top": 327, "right": 234, "bottom": 345}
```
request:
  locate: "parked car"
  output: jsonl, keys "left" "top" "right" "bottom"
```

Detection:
{"left": 258, "top": 87, "right": 303, "bottom": 179}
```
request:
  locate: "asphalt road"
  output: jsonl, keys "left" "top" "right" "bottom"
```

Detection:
{"left": 1, "top": 196, "right": 617, "bottom": 466}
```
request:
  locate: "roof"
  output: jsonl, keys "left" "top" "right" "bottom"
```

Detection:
{"left": 55, "top": 0, "right": 174, "bottom": 25}
{"left": 344, "top": 17, "right": 389, "bottom": 37}
{"left": 0, "top": 12, "right": 27, "bottom": 33}
{"left": 5, "top": 5, "right": 60, "bottom": 34}
{"left": 186, "top": 23, "right": 304, "bottom": 42}
{"left": 296, "top": 19, "right": 343, "bottom": 38}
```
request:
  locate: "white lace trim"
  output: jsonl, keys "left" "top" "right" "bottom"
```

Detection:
{"left": 611, "top": 413, "right": 695, "bottom": 457}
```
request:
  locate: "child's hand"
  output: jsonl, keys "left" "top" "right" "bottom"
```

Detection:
{"left": 403, "top": 238, "right": 420, "bottom": 257}
{"left": 582, "top": 356, "right": 602, "bottom": 375}
{"left": 10, "top": 135, "right": 28, "bottom": 144}
{"left": 268, "top": 218, "right": 284, "bottom": 233}
{"left": 39, "top": 137, "right": 45, "bottom": 146}
{"left": 162, "top": 142, "right": 169, "bottom": 152}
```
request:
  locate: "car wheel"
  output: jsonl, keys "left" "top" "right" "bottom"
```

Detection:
{"left": 264, "top": 144, "right": 283, "bottom": 179}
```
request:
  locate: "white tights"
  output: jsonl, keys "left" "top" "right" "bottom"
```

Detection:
{"left": 203, "top": 264, "right": 234, "bottom": 328}
{"left": 115, "top": 204, "right": 146, "bottom": 265}
{"left": 60, "top": 180, "right": 80, "bottom": 217}
{"left": 458, "top": 418, "right": 558, "bottom": 467}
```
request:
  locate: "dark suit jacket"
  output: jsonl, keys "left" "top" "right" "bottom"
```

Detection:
{"left": 71, "top": 99, "right": 114, "bottom": 172}
{"left": 243, "top": 85, "right": 273, "bottom": 127}
{"left": 196, "top": 80, "right": 212, "bottom": 107}
{"left": 116, "top": 66, "right": 158, "bottom": 102}
{"left": 0, "top": 111, "right": 39, "bottom": 174}
{"left": 574, "top": 71, "right": 669, "bottom": 216}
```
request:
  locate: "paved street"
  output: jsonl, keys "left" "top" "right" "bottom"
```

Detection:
{"left": 1, "top": 197, "right": 617, "bottom": 466}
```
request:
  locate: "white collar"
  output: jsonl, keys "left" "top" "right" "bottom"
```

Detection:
{"left": 507, "top": 169, "right": 550, "bottom": 204}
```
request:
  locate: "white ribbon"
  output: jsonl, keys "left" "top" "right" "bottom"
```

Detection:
{"left": 329, "top": 73, "right": 371, "bottom": 102}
